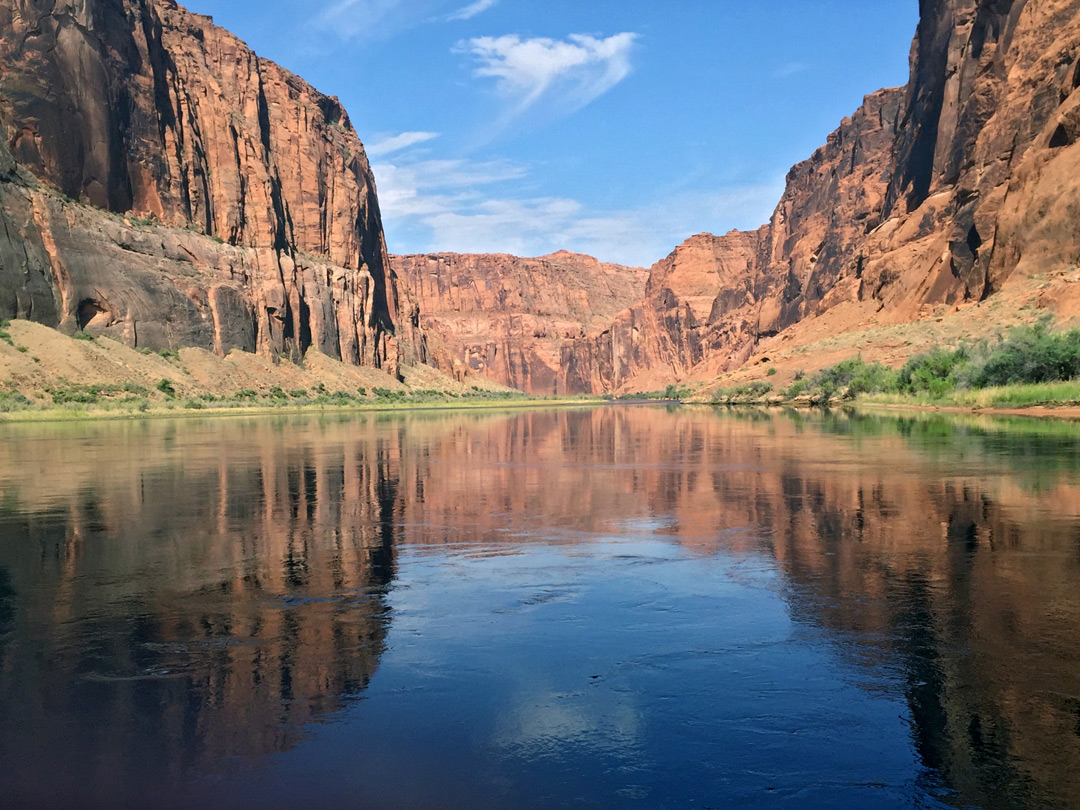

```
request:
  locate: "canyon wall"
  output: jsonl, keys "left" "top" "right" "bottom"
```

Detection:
{"left": 0, "top": 0, "right": 426, "bottom": 373}
{"left": 393, "top": 251, "right": 647, "bottom": 394}
{"left": 562, "top": 0, "right": 1080, "bottom": 394}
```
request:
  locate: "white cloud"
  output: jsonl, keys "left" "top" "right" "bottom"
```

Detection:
{"left": 458, "top": 32, "right": 638, "bottom": 120}
{"left": 314, "top": 0, "right": 475, "bottom": 39}
{"left": 445, "top": 0, "right": 498, "bottom": 21}
{"left": 313, "top": 0, "right": 407, "bottom": 38}
{"left": 772, "top": 61, "right": 809, "bottom": 79}
{"left": 374, "top": 153, "right": 782, "bottom": 267}
{"left": 312, "top": 0, "right": 497, "bottom": 39}
{"left": 366, "top": 131, "right": 440, "bottom": 157}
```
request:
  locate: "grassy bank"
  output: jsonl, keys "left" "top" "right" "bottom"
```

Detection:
{"left": 0, "top": 391, "right": 609, "bottom": 424}
{"left": 698, "top": 320, "right": 1080, "bottom": 414}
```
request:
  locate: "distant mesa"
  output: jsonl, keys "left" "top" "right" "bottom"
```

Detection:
{"left": 392, "top": 251, "right": 647, "bottom": 395}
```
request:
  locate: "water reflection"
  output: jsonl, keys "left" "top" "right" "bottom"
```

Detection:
{"left": 0, "top": 417, "right": 403, "bottom": 807}
{"left": 0, "top": 407, "right": 1077, "bottom": 808}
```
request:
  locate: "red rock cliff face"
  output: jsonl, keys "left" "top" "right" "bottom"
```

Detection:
{"left": 561, "top": 0, "right": 1080, "bottom": 394}
{"left": 393, "top": 251, "right": 646, "bottom": 394}
{"left": 0, "top": 0, "right": 425, "bottom": 372}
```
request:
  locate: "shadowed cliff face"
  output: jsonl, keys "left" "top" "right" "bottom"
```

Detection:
{"left": 561, "top": 0, "right": 1080, "bottom": 394}
{"left": 393, "top": 251, "right": 647, "bottom": 394}
{"left": 0, "top": 0, "right": 426, "bottom": 373}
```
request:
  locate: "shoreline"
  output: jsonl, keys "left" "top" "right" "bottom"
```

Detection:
{"left": 0, "top": 397, "right": 611, "bottom": 425}
{"left": 687, "top": 398, "right": 1080, "bottom": 421}
{"left": 6, "top": 393, "right": 1080, "bottom": 426}
{"left": 851, "top": 400, "right": 1080, "bottom": 421}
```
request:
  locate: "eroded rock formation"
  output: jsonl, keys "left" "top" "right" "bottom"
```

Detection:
{"left": 393, "top": 251, "right": 646, "bottom": 394}
{"left": 0, "top": 0, "right": 426, "bottom": 373}
{"left": 562, "top": 0, "right": 1080, "bottom": 394}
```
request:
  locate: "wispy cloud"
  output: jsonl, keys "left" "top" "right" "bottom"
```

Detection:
{"left": 445, "top": 0, "right": 498, "bottom": 21}
{"left": 312, "top": 0, "right": 497, "bottom": 39}
{"left": 313, "top": 0, "right": 460, "bottom": 39}
{"left": 366, "top": 131, "right": 440, "bottom": 157}
{"left": 374, "top": 153, "right": 782, "bottom": 267}
{"left": 772, "top": 61, "right": 809, "bottom": 79}
{"left": 458, "top": 32, "right": 638, "bottom": 123}
{"left": 313, "top": 0, "right": 405, "bottom": 38}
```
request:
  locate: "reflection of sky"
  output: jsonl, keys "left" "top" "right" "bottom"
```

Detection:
{"left": 492, "top": 681, "right": 642, "bottom": 763}
{"left": 207, "top": 536, "right": 938, "bottom": 809}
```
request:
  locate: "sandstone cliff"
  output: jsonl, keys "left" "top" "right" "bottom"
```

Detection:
{"left": 393, "top": 251, "right": 646, "bottom": 394}
{"left": 0, "top": 0, "right": 426, "bottom": 373}
{"left": 562, "top": 0, "right": 1080, "bottom": 394}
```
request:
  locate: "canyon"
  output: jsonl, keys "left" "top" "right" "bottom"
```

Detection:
{"left": 393, "top": 251, "right": 646, "bottom": 394}
{"left": 560, "top": 0, "right": 1080, "bottom": 394}
{"left": 1, "top": 0, "right": 1079, "bottom": 398}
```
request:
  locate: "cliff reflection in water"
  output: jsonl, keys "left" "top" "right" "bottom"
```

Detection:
{"left": 0, "top": 416, "right": 405, "bottom": 802}
{"left": 0, "top": 407, "right": 1077, "bottom": 808}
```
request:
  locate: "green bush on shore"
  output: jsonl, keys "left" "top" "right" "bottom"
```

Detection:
{"left": 780, "top": 320, "right": 1080, "bottom": 406}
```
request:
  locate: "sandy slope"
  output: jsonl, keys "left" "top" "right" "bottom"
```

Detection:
{"left": 0, "top": 320, "right": 510, "bottom": 404}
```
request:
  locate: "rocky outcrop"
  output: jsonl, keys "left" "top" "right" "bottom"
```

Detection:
{"left": 0, "top": 0, "right": 426, "bottom": 373}
{"left": 561, "top": 0, "right": 1080, "bottom": 394}
{"left": 393, "top": 251, "right": 646, "bottom": 394}
{"left": 561, "top": 229, "right": 769, "bottom": 394}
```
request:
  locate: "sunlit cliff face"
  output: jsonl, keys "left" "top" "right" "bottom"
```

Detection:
{"left": 0, "top": 408, "right": 1078, "bottom": 807}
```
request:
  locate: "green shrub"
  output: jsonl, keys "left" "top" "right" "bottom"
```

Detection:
{"left": 810, "top": 357, "right": 897, "bottom": 398}
{"left": 51, "top": 387, "right": 98, "bottom": 405}
{"left": 896, "top": 348, "right": 966, "bottom": 395}
{"left": 156, "top": 379, "right": 177, "bottom": 397}
{"left": 783, "top": 378, "right": 812, "bottom": 398}
{"left": 766, "top": 367, "right": 778, "bottom": 377}
{"left": 971, "top": 323, "right": 1080, "bottom": 387}
{"left": 72, "top": 332, "right": 95, "bottom": 342}
{"left": 663, "top": 384, "right": 693, "bottom": 400}
{"left": 0, "top": 391, "right": 32, "bottom": 412}
{"left": 289, "top": 389, "right": 308, "bottom": 399}
{"left": 712, "top": 381, "right": 773, "bottom": 403}
{"left": 314, "top": 390, "right": 357, "bottom": 406}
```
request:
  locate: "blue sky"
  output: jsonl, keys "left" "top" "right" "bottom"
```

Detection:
{"left": 187, "top": 0, "right": 918, "bottom": 267}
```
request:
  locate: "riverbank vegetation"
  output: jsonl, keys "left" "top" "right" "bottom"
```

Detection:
{"left": 705, "top": 321, "right": 1080, "bottom": 409}
{"left": 0, "top": 381, "right": 549, "bottom": 421}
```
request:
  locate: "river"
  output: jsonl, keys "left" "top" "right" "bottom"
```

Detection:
{"left": 0, "top": 406, "right": 1077, "bottom": 809}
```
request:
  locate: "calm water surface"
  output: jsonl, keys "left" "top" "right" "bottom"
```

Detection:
{"left": 0, "top": 406, "right": 1079, "bottom": 809}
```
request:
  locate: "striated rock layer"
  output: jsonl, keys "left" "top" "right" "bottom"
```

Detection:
{"left": 0, "top": 0, "right": 426, "bottom": 373}
{"left": 393, "top": 251, "right": 647, "bottom": 394}
{"left": 562, "top": 0, "right": 1080, "bottom": 394}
